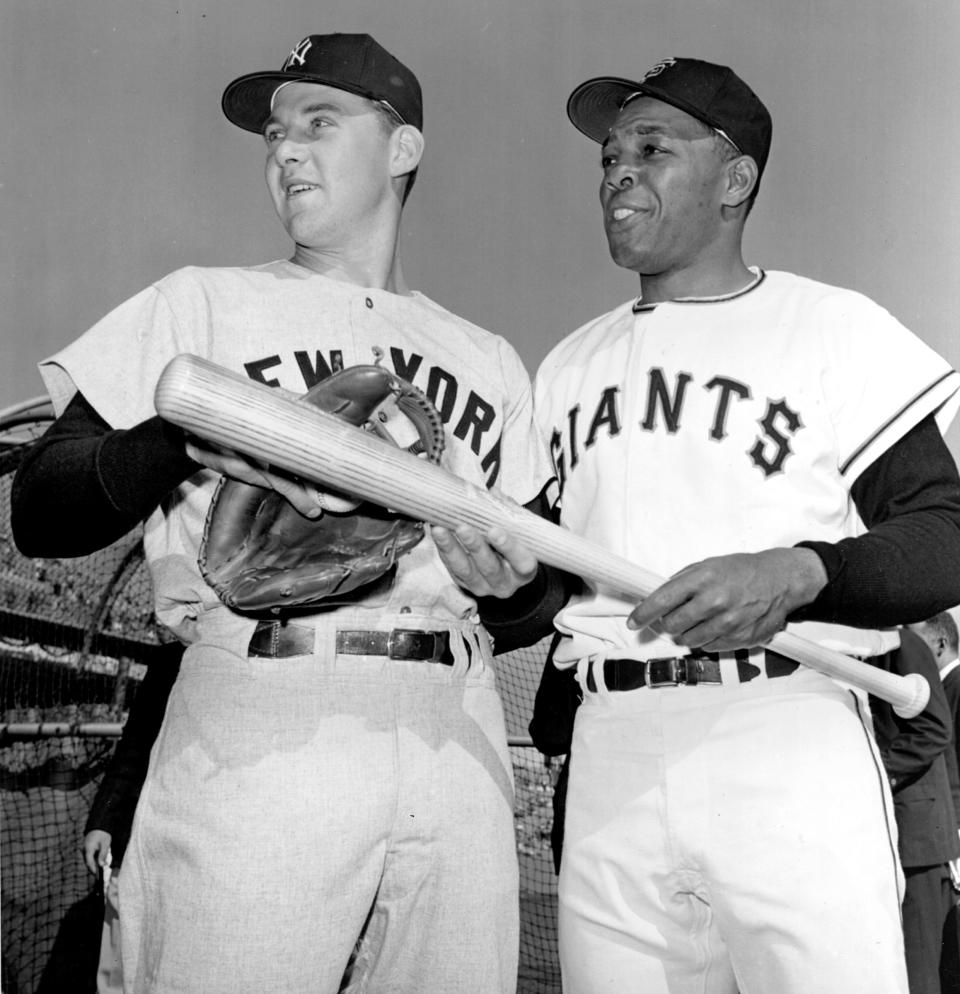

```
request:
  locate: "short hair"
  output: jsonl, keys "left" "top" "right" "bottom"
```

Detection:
{"left": 921, "top": 611, "right": 960, "bottom": 654}
{"left": 680, "top": 117, "right": 757, "bottom": 217}
{"left": 371, "top": 99, "right": 418, "bottom": 204}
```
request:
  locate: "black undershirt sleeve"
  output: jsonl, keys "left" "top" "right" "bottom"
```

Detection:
{"left": 11, "top": 391, "right": 199, "bottom": 558}
{"left": 475, "top": 484, "right": 574, "bottom": 654}
{"left": 82, "top": 643, "right": 183, "bottom": 863}
{"left": 789, "top": 413, "right": 960, "bottom": 628}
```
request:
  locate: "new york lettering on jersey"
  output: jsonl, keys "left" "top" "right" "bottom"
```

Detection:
{"left": 243, "top": 345, "right": 505, "bottom": 485}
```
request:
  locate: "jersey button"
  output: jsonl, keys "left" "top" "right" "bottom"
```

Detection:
{"left": 365, "top": 297, "right": 374, "bottom": 309}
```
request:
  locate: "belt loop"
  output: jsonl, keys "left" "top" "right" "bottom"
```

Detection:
{"left": 735, "top": 648, "right": 762, "bottom": 683}
{"left": 316, "top": 626, "right": 334, "bottom": 660}
{"left": 584, "top": 653, "right": 610, "bottom": 695}
{"left": 574, "top": 657, "right": 591, "bottom": 697}
{"left": 447, "top": 629, "right": 472, "bottom": 673}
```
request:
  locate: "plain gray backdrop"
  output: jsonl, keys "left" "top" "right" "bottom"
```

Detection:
{"left": 4, "top": 0, "right": 959, "bottom": 453}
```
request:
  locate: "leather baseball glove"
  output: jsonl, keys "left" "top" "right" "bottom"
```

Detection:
{"left": 198, "top": 364, "right": 445, "bottom": 613}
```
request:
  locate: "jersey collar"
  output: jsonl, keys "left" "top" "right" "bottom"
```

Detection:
{"left": 632, "top": 267, "right": 765, "bottom": 313}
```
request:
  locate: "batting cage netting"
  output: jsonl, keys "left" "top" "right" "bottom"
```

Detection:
{"left": 0, "top": 398, "right": 563, "bottom": 994}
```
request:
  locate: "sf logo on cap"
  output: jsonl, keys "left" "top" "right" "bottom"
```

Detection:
{"left": 642, "top": 58, "right": 677, "bottom": 81}
{"left": 284, "top": 37, "right": 312, "bottom": 70}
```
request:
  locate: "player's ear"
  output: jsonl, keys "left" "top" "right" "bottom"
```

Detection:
{"left": 722, "top": 156, "right": 759, "bottom": 210}
{"left": 390, "top": 125, "right": 424, "bottom": 181}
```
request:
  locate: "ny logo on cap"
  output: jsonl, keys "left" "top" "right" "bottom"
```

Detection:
{"left": 642, "top": 58, "right": 677, "bottom": 81}
{"left": 284, "top": 37, "right": 312, "bottom": 70}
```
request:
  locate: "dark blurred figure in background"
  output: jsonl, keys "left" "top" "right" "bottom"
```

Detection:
{"left": 911, "top": 611, "right": 960, "bottom": 993}
{"left": 872, "top": 628, "right": 960, "bottom": 994}
{"left": 82, "top": 645, "right": 182, "bottom": 994}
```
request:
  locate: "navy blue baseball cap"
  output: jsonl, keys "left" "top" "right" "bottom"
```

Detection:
{"left": 222, "top": 33, "right": 423, "bottom": 134}
{"left": 567, "top": 57, "right": 772, "bottom": 180}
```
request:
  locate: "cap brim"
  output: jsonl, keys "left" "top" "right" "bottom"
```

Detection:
{"left": 566, "top": 77, "right": 649, "bottom": 143}
{"left": 567, "top": 75, "right": 733, "bottom": 145}
{"left": 222, "top": 70, "right": 388, "bottom": 134}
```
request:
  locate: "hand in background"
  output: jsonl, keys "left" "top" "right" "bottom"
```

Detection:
{"left": 83, "top": 829, "right": 113, "bottom": 877}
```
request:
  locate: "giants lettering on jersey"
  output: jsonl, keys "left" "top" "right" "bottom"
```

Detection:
{"left": 549, "top": 366, "right": 802, "bottom": 492}
{"left": 243, "top": 346, "right": 504, "bottom": 485}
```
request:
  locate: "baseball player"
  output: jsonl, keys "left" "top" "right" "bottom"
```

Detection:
{"left": 12, "top": 33, "right": 562, "bottom": 994}
{"left": 439, "top": 58, "right": 960, "bottom": 992}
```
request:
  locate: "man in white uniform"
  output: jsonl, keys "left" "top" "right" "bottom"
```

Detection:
{"left": 439, "top": 57, "right": 960, "bottom": 993}
{"left": 12, "top": 33, "right": 561, "bottom": 994}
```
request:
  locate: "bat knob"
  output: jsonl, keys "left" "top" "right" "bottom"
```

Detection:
{"left": 892, "top": 673, "right": 930, "bottom": 719}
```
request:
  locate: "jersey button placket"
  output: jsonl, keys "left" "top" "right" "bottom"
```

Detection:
{"left": 624, "top": 310, "right": 650, "bottom": 564}
{"left": 350, "top": 295, "right": 377, "bottom": 351}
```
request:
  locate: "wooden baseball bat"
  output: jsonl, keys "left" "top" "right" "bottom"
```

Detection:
{"left": 154, "top": 354, "right": 929, "bottom": 718}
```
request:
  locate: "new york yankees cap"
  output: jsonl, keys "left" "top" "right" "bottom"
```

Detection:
{"left": 222, "top": 33, "right": 423, "bottom": 134}
{"left": 567, "top": 57, "right": 772, "bottom": 179}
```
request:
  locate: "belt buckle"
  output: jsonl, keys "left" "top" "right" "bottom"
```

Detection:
{"left": 646, "top": 656, "right": 685, "bottom": 688}
{"left": 387, "top": 629, "right": 437, "bottom": 661}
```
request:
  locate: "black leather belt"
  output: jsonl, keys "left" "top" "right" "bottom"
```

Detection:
{"left": 586, "top": 649, "right": 799, "bottom": 692}
{"left": 248, "top": 620, "right": 455, "bottom": 664}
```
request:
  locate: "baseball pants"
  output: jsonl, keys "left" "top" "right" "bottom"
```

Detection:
{"left": 557, "top": 662, "right": 908, "bottom": 994}
{"left": 119, "top": 625, "right": 518, "bottom": 994}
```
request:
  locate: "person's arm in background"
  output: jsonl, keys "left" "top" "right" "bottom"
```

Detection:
{"left": 528, "top": 632, "right": 581, "bottom": 759}
{"left": 527, "top": 633, "right": 581, "bottom": 875}
{"left": 870, "top": 628, "right": 954, "bottom": 790}
{"left": 940, "top": 680, "right": 960, "bottom": 829}
{"left": 82, "top": 643, "right": 184, "bottom": 874}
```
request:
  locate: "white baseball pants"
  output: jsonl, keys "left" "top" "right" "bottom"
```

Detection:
{"left": 558, "top": 663, "right": 908, "bottom": 994}
{"left": 119, "top": 631, "right": 518, "bottom": 994}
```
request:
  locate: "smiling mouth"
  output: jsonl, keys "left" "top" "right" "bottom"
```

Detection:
{"left": 610, "top": 207, "right": 638, "bottom": 223}
{"left": 286, "top": 183, "right": 319, "bottom": 199}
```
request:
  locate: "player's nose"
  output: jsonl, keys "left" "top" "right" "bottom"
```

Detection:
{"left": 602, "top": 164, "right": 638, "bottom": 192}
{"left": 271, "top": 135, "right": 308, "bottom": 165}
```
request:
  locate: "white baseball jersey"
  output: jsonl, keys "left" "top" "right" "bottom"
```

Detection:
{"left": 40, "top": 261, "right": 546, "bottom": 994}
{"left": 535, "top": 268, "right": 960, "bottom": 665}
{"left": 40, "top": 260, "right": 552, "bottom": 645}
{"left": 542, "top": 268, "right": 957, "bottom": 994}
